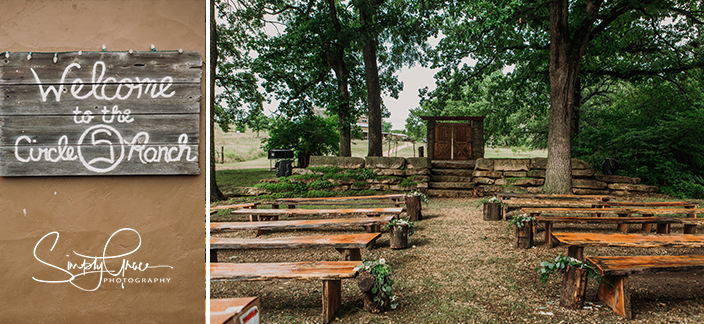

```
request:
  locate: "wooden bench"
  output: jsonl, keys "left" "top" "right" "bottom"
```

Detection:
{"left": 210, "top": 297, "right": 260, "bottom": 324}
{"left": 272, "top": 194, "right": 405, "bottom": 209}
{"left": 534, "top": 216, "right": 681, "bottom": 247}
{"left": 211, "top": 202, "right": 260, "bottom": 212}
{"left": 505, "top": 200, "right": 599, "bottom": 219}
{"left": 585, "top": 255, "right": 704, "bottom": 319}
{"left": 550, "top": 232, "right": 704, "bottom": 261}
{"left": 208, "top": 216, "right": 395, "bottom": 236}
{"left": 209, "top": 233, "right": 381, "bottom": 262}
{"left": 496, "top": 193, "right": 611, "bottom": 201}
{"left": 210, "top": 261, "right": 360, "bottom": 324}
{"left": 229, "top": 207, "right": 403, "bottom": 222}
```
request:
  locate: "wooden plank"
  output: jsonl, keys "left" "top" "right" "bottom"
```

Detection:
{"left": 552, "top": 232, "right": 704, "bottom": 248}
{"left": 536, "top": 216, "right": 681, "bottom": 224}
{"left": 322, "top": 280, "right": 341, "bottom": 324}
{"left": 275, "top": 194, "right": 405, "bottom": 203}
{"left": 0, "top": 51, "right": 202, "bottom": 84}
{"left": 230, "top": 207, "right": 403, "bottom": 216}
{"left": 209, "top": 233, "right": 381, "bottom": 250}
{"left": 0, "top": 51, "right": 201, "bottom": 176}
{"left": 597, "top": 274, "right": 631, "bottom": 319}
{"left": 624, "top": 208, "right": 704, "bottom": 215}
{"left": 586, "top": 255, "right": 704, "bottom": 276}
{"left": 505, "top": 200, "right": 596, "bottom": 208}
{"left": 209, "top": 261, "right": 361, "bottom": 281}
{"left": 497, "top": 193, "right": 611, "bottom": 201}
{"left": 209, "top": 216, "right": 394, "bottom": 233}
{"left": 596, "top": 201, "right": 698, "bottom": 208}
{"left": 522, "top": 208, "right": 632, "bottom": 215}
{"left": 0, "top": 83, "right": 200, "bottom": 115}
{"left": 210, "top": 203, "right": 260, "bottom": 211}
{"left": 269, "top": 201, "right": 404, "bottom": 207}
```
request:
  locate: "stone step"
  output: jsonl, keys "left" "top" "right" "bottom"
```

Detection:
{"left": 431, "top": 160, "right": 476, "bottom": 169}
{"left": 427, "top": 189, "right": 476, "bottom": 198}
{"left": 430, "top": 175, "right": 472, "bottom": 182}
{"left": 431, "top": 169, "right": 473, "bottom": 177}
{"left": 429, "top": 181, "right": 476, "bottom": 189}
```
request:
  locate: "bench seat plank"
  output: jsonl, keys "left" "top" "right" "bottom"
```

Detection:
{"left": 275, "top": 194, "right": 405, "bottom": 203}
{"left": 523, "top": 208, "right": 633, "bottom": 215}
{"left": 552, "top": 232, "right": 704, "bottom": 249}
{"left": 596, "top": 201, "right": 698, "bottom": 208}
{"left": 210, "top": 261, "right": 361, "bottom": 281}
{"left": 587, "top": 255, "right": 704, "bottom": 276}
{"left": 209, "top": 216, "right": 394, "bottom": 234}
{"left": 210, "top": 233, "right": 381, "bottom": 250}
{"left": 505, "top": 200, "right": 597, "bottom": 208}
{"left": 211, "top": 203, "right": 260, "bottom": 211}
{"left": 536, "top": 217, "right": 680, "bottom": 248}
{"left": 231, "top": 207, "right": 403, "bottom": 216}
{"left": 621, "top": 208, "right": 704, "bottom": 215}
{"left": 497, "top": 193, "right": 611, "bottom": 201}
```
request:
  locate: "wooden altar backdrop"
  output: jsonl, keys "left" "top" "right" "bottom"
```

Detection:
{"left": 420, "top": 116, "right": 485, "bottom": 161}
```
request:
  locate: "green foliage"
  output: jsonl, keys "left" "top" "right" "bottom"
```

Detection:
{"left": 573, "top": 77, "right": 704, "bottom": 199}
{"left": 384, "top": 218, "right": 416, "bottom": 236}
{"left": 308, "top": 180, "right": 334, "bottom": 190}
{"left": 507, "top": 213, "right": 536, "bottom": 232}
{"left": 355, "top": 258, "right": 398, "bottom": 309}
{"left": 536, "top": 255, "right": 602, "bottom": 284}
{"left": 405, "top": 190, "right": 429, "bottom": 204}
{"left": 477, "top": 196, "right": 503, "bottom": 207}
{"left": 261, "top": 115, "right": 340, "bottom": 157}
{"left": 360, "top": 168, "right": 375, "bottom": 180}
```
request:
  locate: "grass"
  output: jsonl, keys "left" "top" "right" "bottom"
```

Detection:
{"left": 213, "top": 125, "right": 268, "bottom": 164}
{"left": 214, "top": 168, "right": 275, "bottom": 194}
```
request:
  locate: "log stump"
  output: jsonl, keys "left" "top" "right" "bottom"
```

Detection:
{"left": 390, "top": 224, "right": 409, "bottom": 249}
{"left": 560, "top": 265, "right": 589, "bottom": 309}
{"left": 483, "top": 202, "right": 502, "bottom": 221}
{"left": 405, "top": 195, "right": 422, "bottom": 221}
{"left": 514, "top": 221, "right": 533, "bottom": 249}
{"left": 357, "top": 271, "right": 388, "bottom": 313}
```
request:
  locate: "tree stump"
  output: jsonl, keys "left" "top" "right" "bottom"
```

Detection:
{"left": 560, "top": 265, "right": 589, "bottom": 309}
{"left": 514, "top": 221, "right": 533, "bottom": 249}
{"left": 357, "top": 271, "right": 388, "bottom": 313}
{"left": 483, "top": 202, "right": 502, "bottom": 221}
{"left": 390, "top": 224, "right": 408, "bottom": 249}
{"left": 405, "top": 195, "right": 422, "bottom": 221}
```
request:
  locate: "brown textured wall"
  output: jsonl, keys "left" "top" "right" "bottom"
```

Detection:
{"left": 0, "top": 1, "right": 206, "bottom": 323}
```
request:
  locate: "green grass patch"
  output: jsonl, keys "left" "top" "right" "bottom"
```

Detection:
{"left": 216, "top": 168, "right": 275, "bottom": 192}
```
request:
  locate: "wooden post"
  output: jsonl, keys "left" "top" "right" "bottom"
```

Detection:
{"left": 210, "top": 249, "right": 218, "bottom": 263}
{"left": 544, "top": 222, "right": 555, "bottom": 248}
{"left": 559, "top": 265, "right": 589, "bottom": 310}
{"left": 406, "top": 195, "right": 422, "bottom": 221}
{"left": 567, "top": 246, "right": 584, "bottom": 261}
{"left": 337, "top": 248, "right": 362, "bottom": 261}
{"left": 390, "top": 224, "right": 409, "bottom": 249}
{"left": 514, "top": 221, "right": 533, "bottom": 249}
{"left": 357, "top": 271, "right": 387, "bottom": 313}
{"left": 483, "top": 202, "right": 502, "bottom": 221}
{"left": 656, "top": 223, "right": 670, "bottom": 234}
{"left": 418, "top": 146, "right": 424, "bottom": 157}
{"left": 322, "top": 279, "right": 342, "bottom": 324}
{"left": 617, "top": 213, "right": 629, "bottom": 233}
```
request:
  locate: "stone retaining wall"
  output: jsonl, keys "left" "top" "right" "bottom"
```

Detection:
{"left": 475, "top": 157, "right": 658, "bottom": 196}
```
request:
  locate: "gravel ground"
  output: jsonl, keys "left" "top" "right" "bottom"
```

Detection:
{"left": 210, "top": 198, "right": 704, "bottom": 323}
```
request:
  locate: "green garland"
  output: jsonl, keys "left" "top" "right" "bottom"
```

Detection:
{"left": 536, "top": 255, "right": 603, "bottom": 283}
{"left": 354, "top": 258, "right": 399, "bottom": 309}
{"left": 384, "top": 218, "right": 416, "bottom": 236}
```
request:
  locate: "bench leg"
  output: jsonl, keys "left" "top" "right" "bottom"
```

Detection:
{"left": 322, "top": 279, "right": 342, "bottom": 324}
{"left": 559, "top": 265, "right": 589, "bottom": 310}
{"left": 567, "top": 246, "right": 584, "bottom": 261}
{"left": 336, "top": 248, "right": 362, "bottom": 261}
{"left": 641, "top": 223, "right": 652, "bottom": 232}
{"left": 597, "top": 274, "right": 632, "bottom": 320}
{"left": 544, "top": 222, "right": 554, "bottom": 248}
{"left": 684, "top": 224, "right": 697, "bottom": 234}
{"left": 256, "top": 229, "right": 270, "bottom": 237}
{"left": 656, "top": 223, "right": 670, "bottom": 234}
{"left": 209, "top": 249, "right": 218, "bottom": 262}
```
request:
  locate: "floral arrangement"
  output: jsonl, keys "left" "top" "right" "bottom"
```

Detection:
{"left": 477, "top": 195, "right": 504, "bottom": 207}
{"left": 355, "top": 258, "right": 399, "bottom": 309}
{"left": 536, "top": 255, "right": 602, "bottom": 283}
{"left": 384, "top": 218, "right": 416, "bottom": 236}
{"left": 507, "top": 213, "right": 536, "bottom": 230}
{"left": 405, "top": 190, "right": 429, "bottom": 204}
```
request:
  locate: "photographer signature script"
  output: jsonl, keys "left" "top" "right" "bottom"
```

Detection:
{"left": 33, "top": 228, "right": 173, "bottom": 291}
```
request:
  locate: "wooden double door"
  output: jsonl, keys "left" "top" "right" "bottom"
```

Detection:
{"left": 434, "top": 123, "right": 472, "bottom": 160}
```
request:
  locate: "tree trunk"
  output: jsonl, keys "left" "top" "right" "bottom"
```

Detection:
{"left": 210, "top": 0, "right": 224, "bottom": 202}
{"left": 514, "top": 222, "right": 533, "bottom": 249}
{"left": 357, "top": 1, "right": 383, "bottom": 157}
{"left": 390, "top": 224, "right": 408, "bottom": 249}
{"left": 560, "top": 265, "right": 589, "bottom": 310}
{"left": 324, "top": 0, "right": 352, "bottom": 157}
{"left": 356, "top": 271, "right": 387, "bottom": 313}
{"left": 544, "top": 0, "right": 599, "bottom": 194}
{"left": 405, "top": 195, "right": 422, "bottom": 221}
{"left": 483, "top": 202, "right": 502, "bottom": 221}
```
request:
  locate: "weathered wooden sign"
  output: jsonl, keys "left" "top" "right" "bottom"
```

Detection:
{"left": 0, "top": 51, "right": 202, "bottom": 176}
